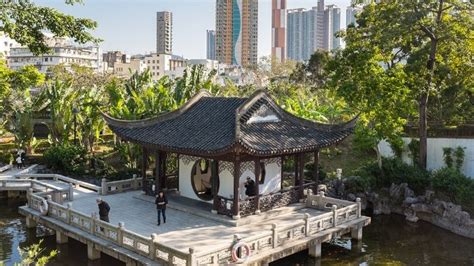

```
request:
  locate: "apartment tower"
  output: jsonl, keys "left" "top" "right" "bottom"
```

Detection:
{"left": 323, "top": 5, "right": 341, "bottom": 50}
{"left": 156, "top": 11, "right": 173, "bottom": 54}
{"left": 271, "top": 0, "right": 286, "bottom": 63}
{"left": 215, "top": 0, "right": 258, "bottom": 67}
{"left": 206, "top": 30, "right": 216, "bottom": 60}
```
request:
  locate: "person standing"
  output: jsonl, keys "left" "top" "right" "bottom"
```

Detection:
{"left": 155, "top": 191, "right": 168, "bottom": 226}
{"left": 244, "top": 177, "right": 257, "bottom": 197}
{"left": 16, "top": 155, "right": 23, "bottom": 169}
{"left": 96, "top": 198, "right": 111, "bottom": 222}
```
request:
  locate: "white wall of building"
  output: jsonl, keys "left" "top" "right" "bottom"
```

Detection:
{"left": 378, "top": 137, "right": 474, "bottom": 178}
{"left": 178, "top": 156, "right": 282, "bottom": 203}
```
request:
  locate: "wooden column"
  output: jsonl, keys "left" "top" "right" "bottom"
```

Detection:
{"left": 141, "top": 148, "right": 147, "bottom": 192}
{"left": 280, "top": 156, "right": 284, "bottom": 190}
{"left": 313, "top": 150, "right": 320, "bottom": 183}
{"left": 254, "top": 158, "right": 261, "bottom": 214}
{"left": 298, "top": 153, "right": 305, "bottom": 199}
{"left": 211, "top": 160, "right": 219, "bottom": 212}
{"left": 155, "top": 150, "right": 161, "bottom": 194}
{"left": 233, "top": 155, "right": 241, "bottom": 219}
{"left": 159, "top": 152, "right": 167, "bottom": 189}
{"left": 294, "top": 155, "right": 299, "bottom": 187}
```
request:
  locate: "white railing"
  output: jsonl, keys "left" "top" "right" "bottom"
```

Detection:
{"left": 15, "top": 173, "right": 101, "bottom": 193}
{"left": 193, "top": 195, "right": 363, "bottom": 264}
{"left": 101, "top": 177, "right": 143, "bottom": 195}
{"left": 2, "top": 179, "right": 72, "bottom": 202}
{"left": 25, "top": 185, "right": 362, "bottom": 265}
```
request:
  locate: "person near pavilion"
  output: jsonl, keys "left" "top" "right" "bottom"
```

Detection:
{"left": 155, "top": 191, "right": 168, "bottom": 225}
{"left": 244, "top": 177, "right": 257, "bottom": 197}
{"left": 96, "top": 198, "right": 111, "bottom": 222}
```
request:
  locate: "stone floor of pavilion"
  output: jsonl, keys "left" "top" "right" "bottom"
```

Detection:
{"left": 70, "top": 187, "right": 328, "bottom": 254}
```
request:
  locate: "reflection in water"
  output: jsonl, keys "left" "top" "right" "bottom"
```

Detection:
{"left": 0, "top": 199, "right": 124, "bottom": 266}
{"left": 272, "top": 214, "right": 474, "bottom": 266}
{"left": 1, "top": 199, "right": 474, "bottom": 266}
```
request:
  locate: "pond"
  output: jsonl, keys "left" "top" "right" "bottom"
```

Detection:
{"left": 1, "top": 199, "right": 473, "bottom": 266}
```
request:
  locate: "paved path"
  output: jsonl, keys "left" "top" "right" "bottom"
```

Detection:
{"left": 70, "top": 190, "right": 326, "bottom": 253}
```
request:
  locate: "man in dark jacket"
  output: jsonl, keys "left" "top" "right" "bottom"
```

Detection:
{"left": 155, "top": 191, "right": 168, "bottom": 225}
{"left": 244, "top": 177, "right": 257, "bottom": 197}
{"left": 96, "top": 198, "right": 111, "bottom": 222}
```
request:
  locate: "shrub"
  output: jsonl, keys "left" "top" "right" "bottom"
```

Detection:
{"left": 351, "top": 157, "right": 430, "bottom": 194}
{"left": 43, "top": 145, "right": 87, "bottom": 174}
{"left": 432, "top": 167, "right": 474, "bottom": 212}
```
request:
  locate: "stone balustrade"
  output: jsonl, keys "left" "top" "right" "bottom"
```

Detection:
{"left": 100, "top": 177, "right": 143, "bottom": 195}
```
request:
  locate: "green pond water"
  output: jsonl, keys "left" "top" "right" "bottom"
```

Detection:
{"left": 1, "top": 199, "right": 473, "bottom": 266}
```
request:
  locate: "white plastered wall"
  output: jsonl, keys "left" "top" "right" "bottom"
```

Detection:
{"left": 178, "top": 156, "right": 282, "bottom": 202}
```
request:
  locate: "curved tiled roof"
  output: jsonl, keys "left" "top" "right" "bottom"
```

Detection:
{"left": 103, "top": 90, "right": 357, "bottom": 156}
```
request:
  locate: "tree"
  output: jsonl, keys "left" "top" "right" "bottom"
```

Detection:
{"left": 334, "top": 0, "right": 473, "bottom": 169}
{"left": 290, "top": 50, "right": 330, "bottom": 90}
{"left": 0, "top": 0, "right": 99, "bottom": 55}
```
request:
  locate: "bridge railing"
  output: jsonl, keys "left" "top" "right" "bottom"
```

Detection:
{"left": 15, "top": 173, "right": 101, "bottom": 193}
{"left": 100, "top": 177, "right": 143, "bottom": 195}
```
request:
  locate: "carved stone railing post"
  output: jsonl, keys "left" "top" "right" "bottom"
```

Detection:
{"left": 187, "top": 247, "right": 195, "bottom": 266}
{"left": 101, "top": 178, "right": 107, "bottom": 195}
{"left": 271, "top": 223, "right": 278, "bottom": 248}
{"left": 27, "top": 188, "right": 34, "bottom": 207}
{"left": 149, "top": 233, "right": 157, "bottom": 260}
{"left": 356, "top": 198, "right": 361, "bottom": 218}
{"left": 69, "top": 183, "right": 74, "bottom": 201}
{"left": 304, "top": 213, "right": 310, "bottom": 237}
{"left": 118, "top": 222, "right": 125, "bottom": 246}
{"left": 91, "top": 212, "right": 97, "bottom": 235}
{"left": 132, "top": 174, "right": 138, "bottom": 190}
{"left": 332, "top": 205, "right": 338, "bottom": 227}
{"left": 66, "top": 203, "right": 72, "bottom": 224}
{"left": 317, "top": 191, "right": 325, "bottom": 208}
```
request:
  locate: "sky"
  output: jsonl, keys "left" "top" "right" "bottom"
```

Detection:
{"left": 37, "top": 0, "right": 351, "bottom": 58}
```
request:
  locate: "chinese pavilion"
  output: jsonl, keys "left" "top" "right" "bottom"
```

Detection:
{"left": 103, "top": 90, "right": 357, "bottom": 219}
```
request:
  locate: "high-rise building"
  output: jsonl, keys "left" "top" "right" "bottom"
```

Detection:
{"left": 206, "top": 30, "right": 216, "bottom": 60}
{"left": 103, "top": 51, "right": 130, "bottom": 70}
{"left": 215, "top": 0, "right": 258, "bottom": 67}
{"left": 346, "top": 5, "right": 362, "bottom": 27}
{"left": 323, "top": 5, "right": 341, "bottom": 50}
{"left": 0, "top": 32, "right": 18, "bottom": 58}
{"left": 156, "top": 11, "right": 173, "bottom": 54}
{"left": 272, "top": 0, "right": 286, "bottom": 63}
{"left": 286, "top": 3, "right": 324, "bottom": 61}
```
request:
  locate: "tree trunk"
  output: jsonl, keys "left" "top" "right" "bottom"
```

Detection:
{"left": 418, "top": 0, "right": 443, "bottom": 169}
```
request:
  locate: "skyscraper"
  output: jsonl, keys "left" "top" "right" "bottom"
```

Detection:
{"left": 206, "top": 30, "right": 216, "bottom": 60}
{"left": 272, "top": 0, "right": 286, "bottom": 63}
{"left": 215, "top": 0, "right": 258, "bottom": 67}
{"left": 346, "top": 5, "right": 362, "bottom": 27}
{"left": 156, "top": 11, "right": 172, "bottom": 54}
{"left": 323, "top": 5, "right": 341, "bottom": 50}
{"left": 286, "top": 1, "right": 324, "bottom": 61}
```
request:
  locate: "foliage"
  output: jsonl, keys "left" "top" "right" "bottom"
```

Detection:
{"left": 0, "top": 61, "right": 45, "bottom": 151}
{"left": 442, "top": 147, "right": 454, "bottom": 168}
{"left": 453, "top": 146, "right": 465, "bottom": 171}
{"left": 331, "top": 1, "right": 474, "bottom": 169}
{"left": 432, "top": 167, "right": 474, "bottom": 212}
{"left": 43, "top": 145, "right": 87, "bottom": 174}
{"left": 351, "top": 157, "right": 430, "bottom": 194}
{"left": 0, "top": 0, "right": 99, "bottom": 55}
{"left": 11, "top": 240, "right": 57, "bottom": 266}
{"left": 290, "top": 50, "right": 330, "bottom": 90}
{"left": 408, "top": 139, "right": 420, "bottom": 166}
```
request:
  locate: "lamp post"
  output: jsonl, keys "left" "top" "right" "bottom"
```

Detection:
{"left": 72, "top": 107, "right": 79, "bottom": 145}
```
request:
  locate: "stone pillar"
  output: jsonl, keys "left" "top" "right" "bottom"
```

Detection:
{"left": 308, "top": 239, "right": 322, "bottom": 258}
{"left": 254, "top": 158, "right": 261, "bottom": 214}
{"left": 232, "top": 154, "right": 241, "bottom": 219}
{"left": 87, "top": 243, "right": 101, "bottom": 260}
{"left": 68, "top": 183, "right": 74, "bottom": 201}
{"left": 101, "top": 178, "right": 107, "bottom": 195}
{"left": 56, "top": 230, "right": 68, "bottom": 244}
{"left": 25, "top": 216, "right": 37, "bottom": 228}
{"left": 351, "top": 226, "right": 363, "bottom": 241}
